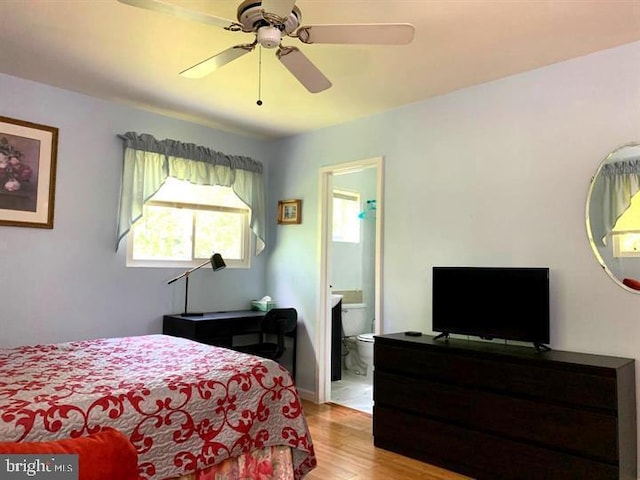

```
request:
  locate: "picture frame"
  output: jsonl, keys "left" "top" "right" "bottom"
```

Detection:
{"left": 0, "top": 116, "right": 58, "bottom": 229}
{"left": 278, "top": 199, "right": 302, "bottom": 225}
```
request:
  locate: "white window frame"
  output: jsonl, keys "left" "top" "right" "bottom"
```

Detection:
{"left": 126, "top": 199, "right": 251, "bottom": 269}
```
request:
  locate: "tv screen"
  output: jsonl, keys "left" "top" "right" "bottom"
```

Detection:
{"left": 432, "top": 267, "right": 550, "bottom": 345}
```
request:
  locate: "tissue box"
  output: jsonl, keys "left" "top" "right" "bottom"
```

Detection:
{"left": 251, "top": 300, "right": 276, "bottom": 311}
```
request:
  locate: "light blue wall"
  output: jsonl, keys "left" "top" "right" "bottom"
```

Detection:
{"left": 266, "top": 42, "right": 640, "bottom": 396}
{"left": 0, "top": 74, "right": 268, "bottom": 347}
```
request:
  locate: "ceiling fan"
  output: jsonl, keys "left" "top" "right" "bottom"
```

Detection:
{"left": 117, "top": 0, "right": 415, "bottom": 93}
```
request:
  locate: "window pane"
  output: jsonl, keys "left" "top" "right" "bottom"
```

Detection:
{"left": 619, "top": 233, "right": 640, "bottom": 254}
{"left": 612, "top": 231, "right": 640, "bottom": 257}
{"left": 194, "top": 210, "right": 244, "bottom": 260}
{"left": 333, "top": 191, "right": 360, "bottom": 243}
{"left": 132, "top": 206, "right": 192, "bottom": 260}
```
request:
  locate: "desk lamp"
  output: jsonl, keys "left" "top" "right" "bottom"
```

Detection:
{"left": 167, "top": 253, "right": 226, "bottom": 316}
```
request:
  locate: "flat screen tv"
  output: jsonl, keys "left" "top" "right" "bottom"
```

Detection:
{"left": 432, "top": 267, "right": 550, "bottom": 349}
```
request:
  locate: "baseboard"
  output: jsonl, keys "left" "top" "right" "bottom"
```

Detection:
{"left": 296, "top": 387, "right": 316, "bottom": 403}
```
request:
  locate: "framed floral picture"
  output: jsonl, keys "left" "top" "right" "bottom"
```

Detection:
{"left": 278, "top": 199, "right": 302, "bottom": 225}
{"left": 0, "top": 116, "right": 58, "bottom": 228}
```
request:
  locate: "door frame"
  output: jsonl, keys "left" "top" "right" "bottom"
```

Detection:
{"left": 316, "top": 156, "right": 384, "bottom": 403}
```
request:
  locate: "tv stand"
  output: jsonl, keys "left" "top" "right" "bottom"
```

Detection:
{"left": 374, "top": 333, "right": 636, "bottom": 480}
{"left": 433, "top": 332, "right": 449, "bottom": 341}
{"left": 534, "top": 342, "right": 551, "bottom": 352}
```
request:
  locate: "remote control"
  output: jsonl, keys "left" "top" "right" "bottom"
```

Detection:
{"left": 404, "top": 331, "right": 422, "bottom": 336}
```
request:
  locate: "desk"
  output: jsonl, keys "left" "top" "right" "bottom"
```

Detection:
{"left": 163, "top": 310, "right": 297, "bottom": 379}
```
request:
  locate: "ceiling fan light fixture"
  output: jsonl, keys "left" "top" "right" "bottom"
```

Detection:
{"left": 257, "top": 26, "right": 281, "bottom": 48}
{"left": 237, "top": 0, "right": 301, "bottom": 34}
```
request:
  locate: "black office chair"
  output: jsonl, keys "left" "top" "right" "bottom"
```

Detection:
{"left": 236, "top": 308, "right": 297, "bottom": 362}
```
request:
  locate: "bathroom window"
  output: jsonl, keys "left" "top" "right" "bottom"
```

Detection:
{"left": 333, "top": 189, "right": 360, "bottom": 243}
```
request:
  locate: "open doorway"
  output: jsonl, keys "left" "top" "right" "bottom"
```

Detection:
{"left": 317, "top": 157, "right": 383, "bottom": 411}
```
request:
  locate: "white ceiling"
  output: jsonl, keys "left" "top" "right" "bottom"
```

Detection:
{"left": 1, "top": 0, "right": 639, "bottom": 139}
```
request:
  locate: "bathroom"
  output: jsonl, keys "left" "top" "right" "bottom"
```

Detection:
{"left": 330, "top": 167, "right": 377, "bottom": 414}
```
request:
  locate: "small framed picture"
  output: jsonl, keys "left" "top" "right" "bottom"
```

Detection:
{"left": 0, "top": 116, "right": 58, "bottom": 229}
{"left": 278, "top": 199, "right": 302, "bottom": 225}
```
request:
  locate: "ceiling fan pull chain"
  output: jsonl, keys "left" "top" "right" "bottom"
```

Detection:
{"left": 257, "top": 46, "right": 263, "bottom": 106}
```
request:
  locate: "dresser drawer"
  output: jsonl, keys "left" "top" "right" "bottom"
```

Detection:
{"left": 375, "top": 371, "right": 618, "bottom": 462}
{"left": 473, "top": 385, "right": 618, "bottom": 463}
{"left": 373, "top": 405, "right": 474, "bottom": 473}
{"left": 375, "top": 343, "right": 618, "bottom": 410}
{"left": 375, "top": 371, "right": 472, "bottom": 419}
{"left": 374, "top": 406, "right": 619, "bottom": 480}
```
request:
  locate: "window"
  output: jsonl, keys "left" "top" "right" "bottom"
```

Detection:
{"left": 611, "top": 191, "right": 640, "bottom": 258}
{"left": 127, "top": 178, "right": 251, "bottom": 268}
{"left": 332, "top": 189, "right": 360, "bottom": 243}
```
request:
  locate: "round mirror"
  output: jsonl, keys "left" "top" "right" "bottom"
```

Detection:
{"left": 586, "top": 142, "right": 640, "bottom": 293}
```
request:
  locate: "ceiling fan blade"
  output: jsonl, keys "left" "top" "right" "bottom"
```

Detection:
{"left": 117, "top": 0, "right": 238, "bottom": 30}
{"left": 261, "top": 0, "right": 297, "bottom": 20}
{"left": 277, "top": 46, "right": 331, "bottom": 93}
{"left": 297, "top": 23, "right": 415, "bottom": 45}
{"left": 180, "top": 45, "right": 254, "bottom": 79}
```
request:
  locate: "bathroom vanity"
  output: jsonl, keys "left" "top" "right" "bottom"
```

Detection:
{"left": 331, "top": 298, "right": 343, "bottom": 381}
{"left": 373, "top": 333, "right": 637, "bottom": 480}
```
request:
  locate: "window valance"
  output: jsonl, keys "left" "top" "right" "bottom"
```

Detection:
{"left": 116, "top": 132, "right": 266, "bottom": 255}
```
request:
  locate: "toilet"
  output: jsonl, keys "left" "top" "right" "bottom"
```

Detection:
{"left": 341, "top": 303, "right": 375, "bottom": 378}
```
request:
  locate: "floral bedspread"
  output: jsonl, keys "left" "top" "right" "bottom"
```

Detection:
{"left": 178, "top": 445, "right": 294, "bottom": 480}
{"left": 0, "top": 334, "right": 316, "bottom": 480}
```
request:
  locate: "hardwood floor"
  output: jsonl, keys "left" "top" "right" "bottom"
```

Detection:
{"left": 301, "top": 400, "right": 471, "bottom": 480}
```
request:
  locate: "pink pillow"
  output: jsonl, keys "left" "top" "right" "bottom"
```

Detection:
{"left": 0, "top": 427, "right": 139, "bottom": 480}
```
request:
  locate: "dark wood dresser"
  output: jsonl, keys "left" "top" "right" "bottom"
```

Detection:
{"left": 373, "top": 333, "right": 636, "bottom": 480}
